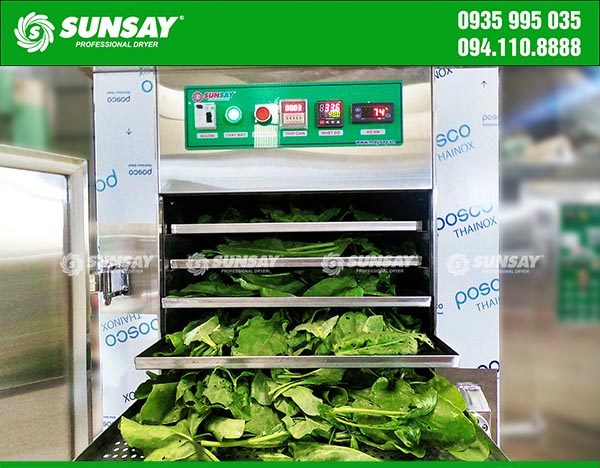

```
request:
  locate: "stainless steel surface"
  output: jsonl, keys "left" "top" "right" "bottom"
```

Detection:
{"left": 135, "top": 335, "right": 459, "bottom": 370}
{"left": 170, "top": 255, "right": 422, "bottom": 269}
{"left": 162, "top": 296, "right": 432, "bottom": 308}
{"left": 0, "top": 144, "right": 92, "bottom": 459}
{"left": 93, "top": 69, "right": 161, "bottom": 318}
{"left": 172, "top": 220, "right": 422, "bottom": 234}
{"left": 158, "top": 67, "right": 432, "bottom": 193}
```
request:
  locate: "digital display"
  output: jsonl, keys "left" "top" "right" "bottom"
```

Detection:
{"left": 280, "top": 99, "right": 308, "bottom": 129}
{"left": 352, "top": 103, "right": 395, "bottom": 124}
{"left": 282, "top": 101, "right": 306, "bottom": 113}
{"left": 317, "top": 100, "right": 344, "bottom": 128}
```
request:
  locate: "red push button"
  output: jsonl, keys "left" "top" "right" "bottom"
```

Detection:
{"left": 255, "top": 106, "right": 271, "bottom": 123}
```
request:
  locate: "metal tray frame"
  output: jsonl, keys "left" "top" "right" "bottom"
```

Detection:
{"left": 163, "top": 296, "right": 431, "bottom": 308}
{"left": 171, "top": 220, "right": 422, "bottom": 234}
{"left": 134, "top": 335, "right": 459, "bottom": 370}
{"left": 170, "top": 255, "right": 422, "bottom": 270}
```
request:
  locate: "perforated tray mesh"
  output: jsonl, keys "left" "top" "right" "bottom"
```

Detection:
{"left": 97, "top": 438, "right": 144, "bottom": 461}
{"left": 84, "top": 435, "right": 414, "bottom": 462}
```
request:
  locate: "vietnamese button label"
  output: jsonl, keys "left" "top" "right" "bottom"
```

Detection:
{"left": 360, "top": 128, "right": 386, "bottom": 135}
{"left": 283, "top": 130, "right": 308, "bottom": 137}
{"left": 318, "top": 129, "right": 344, "bottom": 136}
{"left": 197, "top": 132, "right": 218, "bottom": 139}
{"left": 224, "top": 132, "right": 248, "bottom": 139}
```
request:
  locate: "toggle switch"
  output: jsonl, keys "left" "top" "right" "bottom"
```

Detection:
{"left": 194, "top": 102, "right": 217, "bottom": 130}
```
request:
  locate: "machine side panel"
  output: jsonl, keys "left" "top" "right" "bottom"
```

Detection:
{"left": 93, "top": 70, "right": 160, "bottom": 431}
{"left": 433, "top": 68, "right": 500, "bottom": 369}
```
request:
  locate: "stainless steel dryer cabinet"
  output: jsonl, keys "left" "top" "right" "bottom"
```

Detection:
{"left": 86, "top": 66, "right": 501, "bottom": 459}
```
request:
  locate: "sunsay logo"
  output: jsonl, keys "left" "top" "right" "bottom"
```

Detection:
{"left": 198, "top": 91, "right": 236, "bottom": 102}
{"left": 59, "top": 16, "right": 179, "bottom": 39}
{"left": 14, "top": 13, "right": 182, "bottom": 51}
{"left": 14, "top": 12, "right": 55, "bottom": 53}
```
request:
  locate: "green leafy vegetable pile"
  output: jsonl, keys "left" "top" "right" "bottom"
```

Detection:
{"left": 197, "top": 205, "right": 392, "bottom": 224}
{"left": 200, "top": 237, "right": 416, "bottom": 258}
{"left": 169, "top": 270, "right": 398, "bottom": 298}
{"left": 120, "top": 368, "right": 490, "bottom": 461}
{"left": 157, "top": 309, "right": 433, "bottom": 357}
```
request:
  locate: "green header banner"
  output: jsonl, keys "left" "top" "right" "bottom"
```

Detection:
{"left": 0, "top": 1, "right": 599, "bottom": 65}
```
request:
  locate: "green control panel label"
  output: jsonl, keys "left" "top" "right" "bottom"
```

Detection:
{"left": 184, "top": 81, "right": 403, "bottom": 150}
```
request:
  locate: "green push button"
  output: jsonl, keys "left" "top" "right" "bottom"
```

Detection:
{"left": 225, "top": 106, "right": 242, "bottom": 124}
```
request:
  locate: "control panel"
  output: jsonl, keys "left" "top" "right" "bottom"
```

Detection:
{"left": 184, "top": 81, "right": 402, "bottom": 150}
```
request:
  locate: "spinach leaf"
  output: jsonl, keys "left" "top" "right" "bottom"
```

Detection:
{"left": 283, "top": 415, "right": 332, "bottom": 439}
{"left": 289, "top": 442, "right": 380, "bottom": 461}
{"left": 172, "top": 274, "right": 254, "bottom": 297}
{"left": 422, "top": 374, "right": 467, "bottom": 412}
{"left": 333, "top": 331, "right": 420, "bottom": 356}
{"left": 250, "top": 370, "right": 277, "bottom": 406}
{"left": 139, "top": 382, "right": 185, "bottom": 425}
{"left": 233, "top": 272, "right": 306, "bottom": 297}
{"left": 291, "top": 315, "right": 339, "bottom": 340}
{"left": 370, "top": 377, "right": 414, "bottom": 413}
{"left": 448, "top": 420, "right": 490, "bottom": 461}
{"left": 183, "top": 316, "right": 220, "bottom": 347}
{"left": 120, "top": 418, "right": 213, "bottom": 461}
{"left": 303, "top": 277, "right": 364, "bottom": 297}
{"left": 205, "top": 417, "right": 245, "bottom": 441}
{"left": 209, "top": 237, "right": 352, "bottom": 258}
{"left": 202, "top": 372, "right": 234, "bottom": 407}
{"left": 282, "top": 386, "right": 323, "bottom": 417}
{"left": 233, "top": 314, "right": 289, "bottom": 356}
{"left": 244, "top": 402, "right": 283, "bottom": 436}
{"left": 414, "top": 394, "right": 477, "bottom": 451}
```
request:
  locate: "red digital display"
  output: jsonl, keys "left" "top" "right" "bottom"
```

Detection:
{"left": 371, "top": 106, "right": 388, "bottom": 118}
{"left": 282, "top": 101, "right": 306, "bottom": 113}
{"left": 352, "top": 103, "right": 394, "bottom": 124}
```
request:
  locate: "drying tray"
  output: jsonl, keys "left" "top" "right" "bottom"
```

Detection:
{"left": 162, "top": 296, "right": 431, "bottom": 309}
{"left": 171, "top": 221, "right": 423, "bottom": 234}
{"left": 75, "top": 402, "right": 508, "bottom": 461}
{"left": 169, "top": 255, "right": 422, "bottom": 270}
{"left": 134, "top": 335, "right": 459, "bottom": 370}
